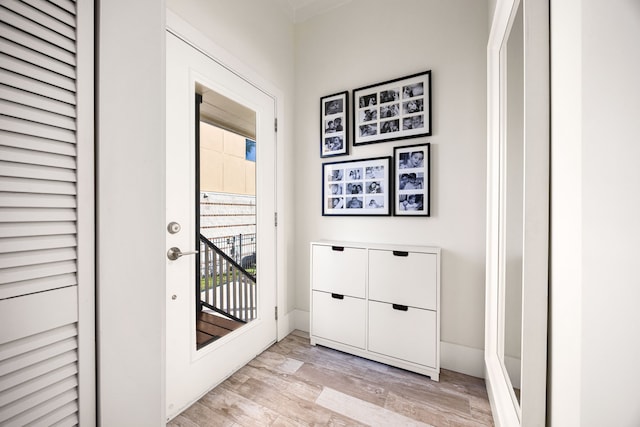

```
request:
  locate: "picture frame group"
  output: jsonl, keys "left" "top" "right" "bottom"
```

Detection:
{"left": 353, "top": 70, "right": 431, "bottom": 146}
{"left": 320, "top": 91, "right": 348, "bottom": 158}
{"left": 322, "top": 156, "right": 391, "bottom": 216}
{"left": 318, "top": 71, "right": 432, "bottom": 218}
{"left": 394, "top": 143, "right": 430, "bottom": 216}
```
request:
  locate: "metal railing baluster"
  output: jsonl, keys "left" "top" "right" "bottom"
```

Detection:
{"left": 198, "top": 234, "right": 256, "bottom": 325}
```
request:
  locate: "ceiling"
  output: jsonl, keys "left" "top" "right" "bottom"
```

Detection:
{"left": 196, "top": 82, "right": 256, "bottom": 140}
{"left": 195, "top": 0, "right": 355, "bottom": 138}
{"left": 275, "top": 0, "right": 352, "bottom": 23}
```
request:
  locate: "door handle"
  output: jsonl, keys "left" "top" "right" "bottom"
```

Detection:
{"left": 167, "top": 247, "right": 199, "bottom": 261}
{"left": 392, "top": 250, "right": 409, "bottom": 257}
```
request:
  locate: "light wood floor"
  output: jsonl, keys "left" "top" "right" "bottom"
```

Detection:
{"left": 168, "top": 330, "right": 494, "bottom": 427}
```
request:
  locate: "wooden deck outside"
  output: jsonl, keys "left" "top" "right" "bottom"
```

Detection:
{"left": 196, "top": 311, "right": 245, "bottom": 349}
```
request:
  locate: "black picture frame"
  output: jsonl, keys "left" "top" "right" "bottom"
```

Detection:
{"left": 394, "top": 143, "right": 430, "bottom": 216}
{"left": 322, "top": 156, "right": 392, "bottom": 216}
{"left": 320, "top": 91, "right": 349, "bottom": 158}
{"left": 353, "top": 70, "right": 431, "bottom": 146}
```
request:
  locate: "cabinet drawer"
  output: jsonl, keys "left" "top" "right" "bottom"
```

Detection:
{"left": 368, "top": 300, "right": 436, "bottom": 368}
{"left": 368, "top": 249, "right": 436, "bottom": 310}
{"left": 312, "top": 244, "right": 366, "bottom": 298}
{"left": 312, "top": 290, "right": 366, "bottom": 349}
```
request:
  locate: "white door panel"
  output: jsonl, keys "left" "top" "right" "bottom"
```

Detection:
{"left": 165, "top": 32, "right": 277, "bottom": 420}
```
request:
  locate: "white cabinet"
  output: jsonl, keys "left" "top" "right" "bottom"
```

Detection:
{"left": 310, "top": 241, "right": 441, "bottom": 380}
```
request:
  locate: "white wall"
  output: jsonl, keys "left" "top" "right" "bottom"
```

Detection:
{"left": 165, "top": 0, "right": 298, "bottom": 318}
{"left": 97, "top": 1, "right": 166, "bottom": 425}
{"left": 550, "top": 0, "right": 640, "bottom": 425}
{"left": 294, "top": 0, "right": 489, "bottom": 369}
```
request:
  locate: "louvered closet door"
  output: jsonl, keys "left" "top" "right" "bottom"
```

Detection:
{"left": 0, "top": 0, "right": 95, "bottom": 426}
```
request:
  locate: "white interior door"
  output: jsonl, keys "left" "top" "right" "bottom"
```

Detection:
{"left": 0, "top": 1, "right": 95, "bottom": 425}
{"left": 165, "top": 31, "right": 277, "bottom": 420}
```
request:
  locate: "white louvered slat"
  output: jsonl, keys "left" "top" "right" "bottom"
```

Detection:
{"left": 0, "top": 379, "right": 78, "bottom": 425}
{"left": 0, "top": 351, "right": 78, "bottom": 392}
{"left": 0, "top": 7, "right": 75, "bottom": 53}
{"left": 0, "top": 193, "right": 76, "bottom": 208}
{"left": 1, "top": 54, "right": 76, "bottom": 92}
{"left": 0, "top": 325, "right": 76, "bottom": 364}
{"left": 0, "top": 222, "right": 76, "bottom": 238}
{"left": 0, "top": 145, "right": 76, "bottom": 169}
{"left": 48, "top": 0, "right": 76, "bottom": 16}
{"left": 0, "top": 99, "right": 77, "bottom": 130}
{"left": 0, "top": 207, "right": 76, "bottom": 222}
{"left": 0, "top": 38, "right": 76, "bottom": 79}
{"left": 0, "top": 273, "right": 77, "bottom": 300}
{"left": 22, "top": 0, "right": 76, "bottom": 27}
{"left": 0, "top": 22, "right": 76, "bottom": 66}
{"left": 0, "top": 177, "right": 76, "bottom": 194}
{"left": 31, "top": 401, "right": 79, "bottom": 427}
{"left": 0, "top": 71, "right": 76, "bottom": 106}
{"left": 0, "top": 116, "right": 76, "bottom": 143}
{"left": 0, "top": 247, "right": 76, "bottom": 269}
{"left": 0, "top": 260, "right": 77, "bottom": 284}
{"left": 0, "top": 161, "right": 76, "bottom": 182}
{"left": 0, "top": 131, "right": 76, "bottom": 156}
{"left": 0, "top": 363, "right": 78, "bottom": 406}
{"left": 0, "top": 235, "right": 77, "bottom": 254}
{"left": 0, "top": 85, "right": 76, "bottom": 119}
{"left": 2, "top": 0, "right": 76, "bottom": 42}
{"left": 0, "top": 338, "right": 77, "bottom": 378}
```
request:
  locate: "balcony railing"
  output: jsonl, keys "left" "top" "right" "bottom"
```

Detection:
{"left": 205, "top": 233, "right": 256, "bottom": 275}
{"left": 199, "top": 234, "right": 256, "bottom": 323}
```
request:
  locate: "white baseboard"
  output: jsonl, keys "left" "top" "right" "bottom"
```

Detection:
{"left": 287, "top": 309, "right": 484, "bottom": 379}
{"left": 440, "top": 341, "right": 485, "bottom": 379}
{"left": 291, "top": 308, "right": 310, "bottom": 333}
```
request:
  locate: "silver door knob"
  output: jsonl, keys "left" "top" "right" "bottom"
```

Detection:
{"left": 167, "top": 221, "right": 181, "bottom": 234}
{"left": 167, "top": 247, "right": 199, "bottom": 261}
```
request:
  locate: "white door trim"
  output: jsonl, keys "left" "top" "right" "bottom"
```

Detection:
{"left": 76, "top": 1, "right": 97, "bottom": 424}
{"left": 166, "top": 10, "right": 290, "bottom": 341}
{"left": 485, "top": 0, "right": 549, "bottom": 426}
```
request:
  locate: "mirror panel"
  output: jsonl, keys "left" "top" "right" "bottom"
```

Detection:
{"left": 485, "top": 0, "right": 549, "bottom": 425}
{"left": 502, "top": 0, "right": 524, "bottom": 407}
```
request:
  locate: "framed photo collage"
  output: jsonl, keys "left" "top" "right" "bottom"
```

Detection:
{"left": 320, "top": 71, "right": 431, "bottom": 217}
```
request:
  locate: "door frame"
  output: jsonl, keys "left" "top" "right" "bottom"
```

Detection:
{"left": 166, "top": 10, "right": 289, "bottom": 341}
{"left": 484, "top": 0, "right": 549, "bottom": 426}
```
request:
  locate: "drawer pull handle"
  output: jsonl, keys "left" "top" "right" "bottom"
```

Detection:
{"left": 392, "top": 250, "right": 409, "bottom": 257}
{"left": 332, "top": 246, "right": 345, "bottom": 252}
{"left": 331, "top": 293, "right": 344, "bottom": 300}
{"left": 392, "top": 304, "right": 409, "bottom": 311}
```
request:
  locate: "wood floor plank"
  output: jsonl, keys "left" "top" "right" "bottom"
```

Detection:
{"left": 199, "top": 311, "right": 244, "bottom": 331}
{"left": 197, "top": 320, "right": 231, "bottom": 338}
{"left": 166, "top": 414, "right": 199, "bottom": 427}
{"left": 316, "top": 387, "right": 432, "bottom": 427}
{"left": 384, "top": 391, "right": 453, "bottom": 426}
{"left": 295, "top": 362, "right": 389, "bottom": 408}
{"left": 196, "top": 331, "right": 215, "bottom": 348}
{"left": 198, "top": 386, "right": 279, "bottom": 427}
{"left": 176, "top": 401, "right": 237, "bottom": 427}
{"left": 233, "top": 377, "right": 336, "bottom": 425}
{"left": 168, "top": 331, "right": 494, "bottom": 427}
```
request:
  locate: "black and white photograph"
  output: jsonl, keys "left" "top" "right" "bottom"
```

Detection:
{"left": 323, "top": 157, "right": 392, "bottom": 216}
{"left": 394, "top": 143, "right": 430, "bottom": 216}
{"left": 320, "top": 91, "right": 349, "bottom": 157}
{"left": 352, "top": 70, "right": 431, "bottom": 146}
